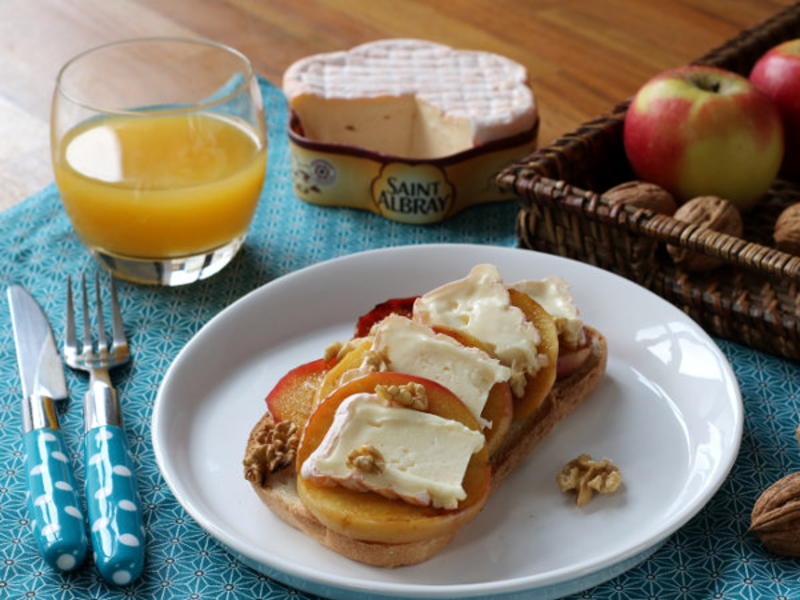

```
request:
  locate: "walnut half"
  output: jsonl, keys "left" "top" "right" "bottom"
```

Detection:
{"left": 557, "top": 454, "right": 622, "bottom": 506}
{"left": 243, "top": 419, "right": 299, "bottom": 486}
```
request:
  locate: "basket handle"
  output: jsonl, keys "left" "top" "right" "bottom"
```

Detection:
{"left": 501, "top": 172, "right": 800, "bottom": 285}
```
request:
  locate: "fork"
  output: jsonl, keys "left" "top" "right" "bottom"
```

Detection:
{"left": 64, "top": 274, "right": 144, "bottom": 586}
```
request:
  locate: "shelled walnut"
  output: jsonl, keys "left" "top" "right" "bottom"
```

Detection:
{"left": 347, "top": 444, "right": 385, "bottom": 474}
{"left": 604, "top": 181, "right": 678, "bottom": 215}
{"left": 774, "top": 203, "right": 800, "bottom": 255}
{"left": 557, "top": 454, "right": 622, "bottom": 506}
{"left": 376, "top": 382, "right": 428, "bottom": 410}
{"left": 667, "top": 195, "right": 743, "bottom": 272}
{"left": 243, "top": 419, "right": 299, "bottom": 485}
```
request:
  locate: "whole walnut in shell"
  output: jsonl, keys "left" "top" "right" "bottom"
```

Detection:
{"left": 667, "top": 195, "right": 743, "bottom": 272}
{"left": 774, "top": 203, "right": 800, "bottom": 255}
{"left": 751, "top": 472, "right": 800, "bottom": 557}
{"left": 604, "top": 181, "right": 677, "bottom": 215}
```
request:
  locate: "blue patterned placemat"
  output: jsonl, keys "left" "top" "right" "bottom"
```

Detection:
{"left": 0, "top": 76, "right": 799, "bottom": 599}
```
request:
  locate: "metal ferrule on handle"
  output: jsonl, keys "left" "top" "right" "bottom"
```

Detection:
{"left": 83, "top": 369, "right": 123, "bottom": 431}
{"left": 22, "top": 395, "right": 88, "bottom": 572}
{"left": 83, "top": 376, "right": 145, "bottom": 586}
{"left": 22, "top": 393, "right": 59, "bottom": 433}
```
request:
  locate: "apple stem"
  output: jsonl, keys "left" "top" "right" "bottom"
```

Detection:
{"left": 695, "top": 75, "right": 721, "bottom": 94}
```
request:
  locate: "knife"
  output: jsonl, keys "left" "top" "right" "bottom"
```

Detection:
{"left": 7, "top": 285, "right": 88, "bottom": 572}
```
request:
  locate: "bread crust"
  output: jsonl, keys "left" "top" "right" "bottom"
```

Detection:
{"left": 244, "top": 326, "right": 607, "bottom": 567}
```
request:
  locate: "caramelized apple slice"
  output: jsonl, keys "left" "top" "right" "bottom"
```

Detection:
{"left": 507, "top": 289, "right": 559, "bottom": 420}
{"left": 314, "top": 338, "right": 372, "bottom": 406}
{"left": 556, "top": 331, "right": 594, "bottom": 379}
{"left": 354, "top": 296, "right": 418, "bottom": 338}
{"left": 296, "top": 372, "right": 491, "bottom": 544}
{"left": 265, "top": 358, "right": 335, "bottom": 430}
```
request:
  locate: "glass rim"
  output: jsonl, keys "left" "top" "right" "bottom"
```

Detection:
{"left": 54, "top": 36, "right": 257, "bottom": 117}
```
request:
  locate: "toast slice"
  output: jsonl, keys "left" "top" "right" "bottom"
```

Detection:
{"left": 243, "top": 326, "right": 607, "bottom": 567}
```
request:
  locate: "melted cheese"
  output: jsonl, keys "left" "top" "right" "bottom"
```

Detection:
{"left": 301, "top": 393, "right": 484, "bottom": 509}
{"left": 510, "top": 277, "right": 583, "bottom": 348}
{"left": 372, "top": 315, "right": 510, "bottom": 428}
{"left": 413, "top": 264, "right": 542, "bottom": 393}
{"left": 283, "top": 39, "right": 537, "bottom": 159}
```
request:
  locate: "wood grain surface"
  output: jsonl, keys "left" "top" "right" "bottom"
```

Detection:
{"left": 0, "top": 0, "right": 793, "bottom": 211}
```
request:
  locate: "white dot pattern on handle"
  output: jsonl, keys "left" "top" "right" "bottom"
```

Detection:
{"left": 112, "top": 570, "right": 132, "bottom": 585}
{"left": 55, "top": 481, "right": 73, "bottom": 491}
{"left": 34, "top": 494, "right": 51, "bottom": 507}
{"left": 92, "top": 517, "right": 110, "bottom": 532}
{"left": 55, "top": 554, "right": 77, "bottom": 571}
{"left": 51, "top": 451, "right": 68, "bottom": 462}
{"left": 95, "top": 430, "right": 114, "bottom": 442}
{"left": 41, "top": 432, "right": 57, "bottom": 442}
{"left": 118, "top": 533, "right": 140, "bottom": 547}
{"left": 119, "top": 500, "right": 137, "bottom": 511}
{"left": 30, "top": 464, "right": 43, "bottom": 475}
{"left": 94, "top": 486, "right": 113, "bottom": 500}
{"left": 64, "top": 506, "right": 83, "bottom": 519}
{"left": 41, "top": 523, "right": 60, "bottom": 536}
{"left": 112, "top": 465, "right": 132, "bottom": 476}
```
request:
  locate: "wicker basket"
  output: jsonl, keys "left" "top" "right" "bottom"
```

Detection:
{"left": 498, "top": 3, "right": 800, "bottom": 361}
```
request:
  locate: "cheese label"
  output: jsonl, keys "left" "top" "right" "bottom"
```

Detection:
{"left": 288, "top": 119, "right": 537, "bottom": 224}
{"left": 371, "top": 163, "right": 454, "bottom": 223}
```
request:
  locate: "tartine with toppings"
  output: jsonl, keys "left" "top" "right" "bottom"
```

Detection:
{"left": 243, "top": 265, "right": 607, "bottom": 567}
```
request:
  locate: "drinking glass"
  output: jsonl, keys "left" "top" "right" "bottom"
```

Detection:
{"left": 51, "top": 38, "right": 267, "bottom": 286}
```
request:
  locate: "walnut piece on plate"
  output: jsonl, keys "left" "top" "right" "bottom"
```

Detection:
{"left": 557, "top": 454, "right": 622, "bottom": 507}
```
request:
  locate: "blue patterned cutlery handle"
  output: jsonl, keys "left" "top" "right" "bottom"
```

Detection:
{"left": 23, "top": 428, "right": 88, "bottom": 571}
{"left": 84, "top": 424, "right": 145, "bottom": 586}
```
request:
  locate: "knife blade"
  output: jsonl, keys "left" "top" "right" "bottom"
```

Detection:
{"left": 7, "top": 285, "right": 88, "bottom": 572}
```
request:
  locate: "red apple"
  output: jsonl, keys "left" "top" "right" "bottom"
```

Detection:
{"left": 623, "top": 65, "right": 784, "bottom": 211}
{"left": 750, "top": 39, "right": 800, "bottom": 180}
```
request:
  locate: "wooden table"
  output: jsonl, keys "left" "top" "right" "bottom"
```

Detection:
{"left": 0, "top": 0, "right": 793, "bottom": 212}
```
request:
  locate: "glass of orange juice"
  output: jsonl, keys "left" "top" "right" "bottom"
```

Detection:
{"left": 51, "top": 38, "right": 267, "bottom": 286}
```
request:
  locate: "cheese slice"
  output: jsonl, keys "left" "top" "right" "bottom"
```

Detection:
{"left": 511, "top": 277, "right": 584, "bottom": 348}
{"left": 283, "top": 39, "right": 536, "bottom": 159}
{"left": 413, "top": 264, "right": 543, "bottom": 394}
{"left": 301, "top": 393, "right": 484, "bottom": 509}
{"left": 372, "top": 315, "right": 510, "bottom": 428}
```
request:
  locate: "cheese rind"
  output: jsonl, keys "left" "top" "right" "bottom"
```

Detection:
{"left": 301, "top": 393, "right": 484, "bottom": 509}
{"left": 283, "top": 39, "right": 536, "bottom": 158}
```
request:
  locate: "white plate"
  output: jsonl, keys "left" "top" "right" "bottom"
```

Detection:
{"left": 153, "top": 244, "right": 743, "bottom": 600}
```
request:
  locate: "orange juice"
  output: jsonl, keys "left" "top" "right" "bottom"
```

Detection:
{"left": 53, "top": 112, "right": 266, "bottom": 258}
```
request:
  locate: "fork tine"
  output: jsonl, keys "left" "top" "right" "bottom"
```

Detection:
{"left": 65, "top": 275, "right": 77, "bottom": 357}
{"left": 94, "top": 273, "right": 108, "bottom": 357}
{"left": 109, "top": 277, "right": 127, "bottom": 353}
{"left": 80, "top": 274, "right": 93, "bottom": 356}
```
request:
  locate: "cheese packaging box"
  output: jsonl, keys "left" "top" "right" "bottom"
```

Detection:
{"left": 283, "top": 39, "right": 539, "bottom": 224}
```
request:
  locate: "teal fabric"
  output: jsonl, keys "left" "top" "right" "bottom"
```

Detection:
{"left": 0, "top": 76, "right": 799, "bottom": 599}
